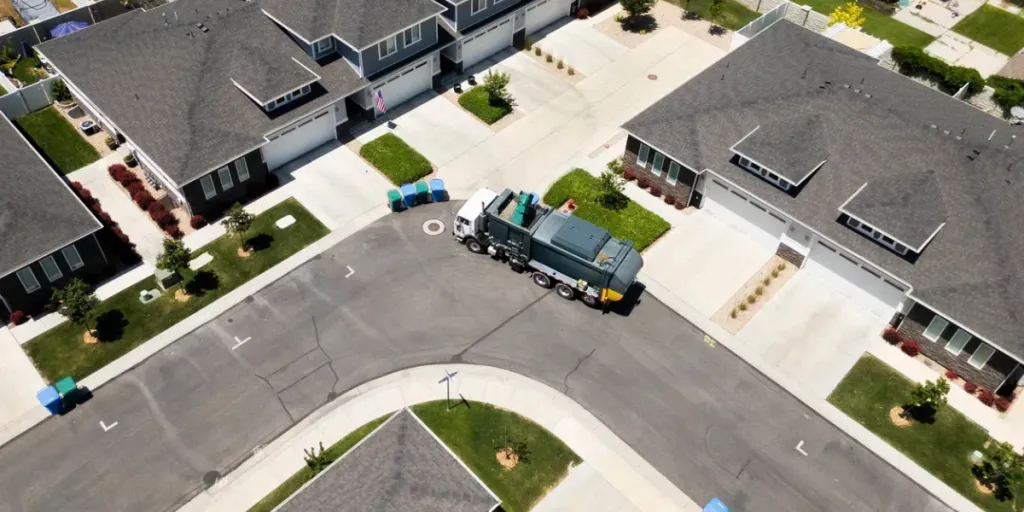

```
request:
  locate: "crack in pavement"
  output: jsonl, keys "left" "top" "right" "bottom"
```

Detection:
{"left": 453, "top": 288, "right": 553, "bottom": 361}
{"left": 311, "top": 315, "right": 341, "bottom": 395}
{"left": 563, "top": 348, "right": 596, "bottom": 394}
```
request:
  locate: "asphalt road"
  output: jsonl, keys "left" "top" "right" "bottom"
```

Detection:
{"left": 0, "top": 203, "right": 949, "bottom": 512}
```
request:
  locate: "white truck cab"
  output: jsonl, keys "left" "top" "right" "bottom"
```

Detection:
{"left": 453, "top": 188, "right": 499, "bottom": 245}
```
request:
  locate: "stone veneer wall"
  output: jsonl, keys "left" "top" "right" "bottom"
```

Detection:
{"left": 623, "top": 136, "right": 697, "bottom": 207}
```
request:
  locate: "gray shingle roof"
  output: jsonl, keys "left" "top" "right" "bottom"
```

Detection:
{"left": 842, "top": 170, "right": 948, "bottom": 249}
{"left": 36, "top": 0, "right": 366, "bottom": 187}
{"left": 261, "top": 0, "right": 446, "bottom": 49}
{"left": 732, "top": 115, "right": 829, "bottom": 184}
{"left": 277, "top": 409, "right": 500, "bottom": 512}
{"left": 0, "top": 115, "right": 101, "bottom": 278}
{"left": 623, "top": 20, "right": 1024, "bottom": 358}
{"left": 230, "top": 47, "right": 320, "bottom": 105}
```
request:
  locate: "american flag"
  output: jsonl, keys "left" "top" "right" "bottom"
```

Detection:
{"left": 374, "top": 89, "right": 386, "bottom": 114}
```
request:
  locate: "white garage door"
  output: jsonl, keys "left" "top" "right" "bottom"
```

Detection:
{"left": 702, "top": 179, "right": 787, "bottom": 250}
{"left": 372, "top": 59, "right": 431, "bottom": 114}
{"left": 262, "top": 109, "right": 335, "bottom": 171}
{"left": 805, "top": 240, "right": 907, "bottom": 319}
{"left": 462, "top": 17, "right": 514, "bottom": 68}
{"left": 526, "top": 0, "right": 567, "bottom": 35}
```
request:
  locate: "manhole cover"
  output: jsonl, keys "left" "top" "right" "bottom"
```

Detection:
{"left": 648, "top": 74, "right": 658, "bottom": 80}
{"left": 203, "top": 470, "right": 221, "bottom": 488}
{"left": 422, "top": 219, "right": 445, "bottom": 236}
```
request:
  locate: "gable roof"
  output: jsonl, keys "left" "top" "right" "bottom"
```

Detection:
{"left": 0, "top": 114, "right": 101, "bottom": 278}
{"left": 276, "top": 409, "right": 500, "bottom": 512}
{"left": 36, "top": 0, "right": 366, "bottom": 187}
{"left": 623, "top": 20, "right": 1024, "bottom": 358}
{"left": 261, "top": 0, "right": 445, "bottom": 49}
{"left": 732, "top": 115, "right": 829, "bottom": 184}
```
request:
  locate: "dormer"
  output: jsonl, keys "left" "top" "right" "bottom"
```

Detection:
{"left": 311, "top": 35, "right": 336, "bottom": 60}
{"left": 730, "top": 116, "right": 829, "bottom": 193}
{"left": 838, "top": 170, "right": 947, "bottom": 256}
{"left": 230, "top": 56, "right": 321, "bottom": 112}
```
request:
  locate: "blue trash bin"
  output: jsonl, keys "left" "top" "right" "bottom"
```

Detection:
{"left": 430, "top": 179, "right": 447, "bottom": 202}
{"left": 37, "top": 386, "right": 62, "bottom": 416}
{"left": 703, "top": 498, "right": 729, "bottom": 512}
{"left": 400, "top": 183, "right": 417, "bottom": 207}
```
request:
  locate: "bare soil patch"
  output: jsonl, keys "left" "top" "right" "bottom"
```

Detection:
{"left": 712, "top": 255, "right": 797, "bottom": 334}
{"left": 889, "top": 406, "right": 913, "bottom": 427}
{"left": 82, "top": 330, "right": 98, "bottom": 345}
{"left": 496, "top": 449, "right": 519, "bottom": 469}
{"left": 174, "top": 289, "right": 190, "bottom": 302}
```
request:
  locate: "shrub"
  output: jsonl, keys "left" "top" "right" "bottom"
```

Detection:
{"left": 132, "top": 190, "right": 154, "bottom": 210}
{"left": 649, "top": 185, "right": 661, "bottom": 197}
{"left": 126, "top": 181, "right": 146, "bottom": 196}
{"left": 881, "top": 328, "right": 902, "bottom": 344}
{"left": 88, "top": 203, "right": 104, "bottom": 216}
{"left": 771, "top": 268, "right": 780, "bottom": 278}
{"left": 568, "top": 67, "right": 575, "bottom": 76}
{"left": 524, "top": 40, "right": 533, "bottom": 51}
{"left": 730, "top": 308, "right": 737, "bottom": 318}
{"left": 77, "top": 187, "right": 93, "bottom": 202}
{"left": 9, "top": 310, "right": 26, "bottom": 325}
{"left": 891, "top": 46, "right": 984, "bottom": 94}
{"left": 738, "top": 302, "right": 748, "bottom": 311}
{"left": 636, "top": 178, "right": 648, "bottom": 189}
{"left": 164, "top": 224, "right": 182, "bottom": 238}
{"left": 71, "top": 181, "right": 84, "bottom": 192}
{"left": 901, "top": 339, "right": 920, "bottom": 356}
{"left": 108, "top": 164, "right": 129, "bottom": 182}
{"left": 664, "top": 195, "right": 675, "bottom": 205}
{"left": 545, "top": 53, "right": 553, "bottom": 63}
{"left": 745, "top": 295, "right": 756, "bottom": 304}
{"left": 996, "top": 397, "right": 1012, "bottom": 412}
{"left": 534, "top": 46, "right": 542, "bottom": 56}
{"left": 190, "top": 215, "right": 207, "bottom": 229}
{"left": 754, "top": 286, "right": 764, "bottom": 296}
{"left": 762, "top": 277, "right": 771, "bottom": 286}
{"left": 978, "top": 389, "right": 996, "bottom": 407}
{"left": 964, "top": 381, "right": 978, "bottom": 394}
{"left": 576, "top": 7, "right": 589, "bottom": 18}
{"left": 51, "top": 78, "right": 71, "bottom": 102}
{"left": 621, "top": 0, "right": 656, "bottom": 17}
{"left": 990, "top": 75, "right": 1024, "bottom": 110}
{"left": 557, "top": 59, "right": 565, "bottom": 69}
{"left": 147, "top": 201, "right": 167, "bottom": 218}
{"left": 777, "top": 262, "right": 786, "bottom": 271}
{"left": 674, "top": 202, "right": 684, "bottom": 210}
{"left": 482, "top": 70, "right": 514, "bottom": 106}
{"left": 904, "top": 379, "right": 950, "bottom": 421}
{"left": 98, "top": 212, "right": 113, "bottom": 225}
{"left": 944, "top": 369, "right": 958, "bottom": 380}
{"left": 622, "top": 169, "right": 636, "bottom": 181}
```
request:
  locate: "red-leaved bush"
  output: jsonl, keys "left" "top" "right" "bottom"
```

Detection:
{"left": 71, "top": 181, "right": 84, "bottom": 192}
{"left": 978, "top": 389, "right": 995, "bottom": 407}
{"left": 190, "top": 215, "right": 207, "bottom": 229}
{"left": 649, "top": 186, "right": 662, "bottom": 197}
{"left": 944, "top": 369, "right": 958, "bottom": 380}
{"left": 664, "top": 194, "right": 676, "bottom": 205}
{"left": 995, "top": 397, "right": 1011, "bottom": 412}
{"left": 108, "top": 164, "right": 129, "bottom": 182}
{"left": 112, "top": 226, "right": 134, "bottom": 248}
{"left": 164, "top": 224, "right": 182, "bottom": 238}
{"left": 9, "top": 310, "right": 25, "bottom": 325}
{"left": 881, "top": 328, "right": 901, "bottom": 344}
{"left": 964, "top": 381, "right": 978, "bottom": 394}
{"left": 99, "top": 212, "right": 113, "bottom": 225}
{"left": 622, "top": 169, "right": 636, "bottom": 181}
{"left": 576, "top": 7, "right": 589, "bottom": 18}
{"left": 674, "top": 202, "right": 684, "bottom": 210}
{"left": 636, "top": 179, "right": 648, "bottom": 189}
{"left": 900, "top": 339, "right": 920, "bottom": 356}
{"left": 133, "top": 190, "right": 154, "bottom": 210}
{"left": 126, "top": 181, "right": 146, "bottom": 196}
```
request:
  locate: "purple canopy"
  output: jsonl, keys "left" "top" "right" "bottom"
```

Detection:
{"left": 50, "top": 21, "right": 88, "bottom": 39}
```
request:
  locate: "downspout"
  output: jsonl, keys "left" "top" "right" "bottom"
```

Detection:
{"left": 92, "top": 232, "right": 109, "bottom": 266}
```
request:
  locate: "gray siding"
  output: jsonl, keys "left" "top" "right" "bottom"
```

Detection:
{"left": 438, "top": 0, "right": 457, "bottom": 21}
{"left": 336, "top": 39, "right": 361, "bottom": 74}
{"left": 457, "top": 0, "right": 516, "bottom": 31}
{"left": 359, "top": 19, "right": 437, "bottom": 78}
{"left": 624, "top": 135, "right": 698, "bottom": 207}
{"left": 0, "top": 235, "right": 107, "bottom": 319}
{"left": 181, "top": 148, "right": 269, "bottom": 220}
{"left": 285, "top": 31, "right": 314, "bottom": 58}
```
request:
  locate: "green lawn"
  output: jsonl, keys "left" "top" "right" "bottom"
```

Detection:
{"left": 670, "top": 0, "right": 761, "bottom": 31}
{"left": 413, "top": 400, "right": 581, "bottom": 512}
{"left": 798, "top": 0, "right": 936, "bottom": 48}
{"left": 12, "top": 55, "right": 44, "bottom": 85}
{"left": 953, "top": 5, "right": 1024, "bottom": 56}
{"left": 247, "top": 415, "right": 390, "bottom": 512}
{"left": 15, "top": 106, "right": 99, "bottom": 174}
{"left": 543, "top": 168, "right": 670, "bottom": 251}
{"left": 458, "top": 86, "right": 513, "bottom": 125}
{"left": 359, "top": 133, "right": 432, "bottom": 185}
{"left": 829, "top": 355, "right": 1022, "bottom": 511}
{"left": 25, "top": 199, "right": 329, "bottom": 383}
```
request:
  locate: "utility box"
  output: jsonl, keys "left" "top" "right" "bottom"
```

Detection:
{"left": 155, "top": 268, "right": 180, "bottom": 291}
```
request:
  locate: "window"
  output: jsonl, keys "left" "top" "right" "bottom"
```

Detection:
{"left": 471, "top": 0, "right": 485, "bottom": 14}
{"left": 667, "top": 162, "right": 681, "bottom": 185}
{"left": 62, "top": 246, "right": 84, "bottom": 271}
{"left": 217, "top": 167, "right": 234, "bottom": 190}
{"left": 846, "top": 216, "right": 910, "bottom": 255}
{"left": 378, "top": 36, "right": 397, "bottom": 59}
{"left": 945, "top": 328, "right": 971, "bottom": 355}
{"left": 315, "top": 37, "right": 333, "bottom": 56}
{"left": 301, "top": 84, "right": 311, "bottom": 95}
{"left": 750, "top": 161, "right": 761, "bottom": 171}
{"left": 40, "top": 256, "right": 62, "bottom": 282}
{"left": 16, "top": 267, "right": 40, "bottom": 293}
{"left": 651, "top": 153, "right": 664, "bottom": 176}
{"left": 200, "top": 175, "right": 216, "bottom": 199}
{"left": 636, "top": 144, "right": 650, "bottom": 167}
{"left": 738, "top": 156, "right": 750, "bottom": 167}
{"left": 235, "top": 157, "right": 250, "bottom": 182}
{"left": 969, "top": 343, "right": 996, "bottom": 369}
{"left": 404, "top": 24, "right": 421, "bottom": 46}
{"left": 922, "top": 315, "right": 948, "bottom": 341}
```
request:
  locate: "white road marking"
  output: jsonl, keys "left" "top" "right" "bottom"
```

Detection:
{"left": 232, "top": 336, "right": 252, "bottom": 350}
{"left": 345, "top": 266, "right": 355, "bottom": 278}
{"left": 100, "top": 420, "right": 118, "bottom": 432}
{"left": 795, "top": 440, "right": 808, "bottom": 456}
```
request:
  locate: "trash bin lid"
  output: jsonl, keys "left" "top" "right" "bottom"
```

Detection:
{"left": 387, "top": 189, "right": 402, "bottom": 201}
{"left": 415, "top": 181, "right": 429, "bottom": 193}
{"left": 400, "top": 183, "right": 416, "bottom": 195}
{"left": 36, "top": 386, "right": 59, "bottom": 405}
{"left": 430, "top": 178, "right": 444, "bottom": 191}
{"left": 703, "top": 498, "right": 729, "bottom": 512}
{"left": 54, "top": 376, "right": 77, "bottom": 395}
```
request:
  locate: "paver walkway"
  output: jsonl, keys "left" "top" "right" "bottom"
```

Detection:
{"left": 178, "top": 365, "right": 700, "bottom": 512}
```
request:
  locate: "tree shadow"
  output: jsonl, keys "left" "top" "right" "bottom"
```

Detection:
{"left": 246, "top": 233, "right": 274, "bottom": 252}
{"left": 601, "top": 191, "right": 629, "bottom": 211}
{"left": 972, "top": 463, "right": 1016, "bottom": 502}
{"left": 94, "top": 310, "right": 128, "bottom": 342}
{"left": 903, "top": 404, "right": 937, "bottom": 424}
{"left": 621, "top": 14, "right": 658, "bottom": 33}
{"left": 185, "top": 270, "right": 220, "bottom": 297}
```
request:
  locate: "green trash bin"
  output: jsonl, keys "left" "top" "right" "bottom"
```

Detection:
{"left": 387, "top": 189, "right": 404, "bottom": 212}
{"left": 414, "top": 181, "right": 430, "bottom": 204}
{"left": 54, "top": 376, "right": 77, "bottom": 397}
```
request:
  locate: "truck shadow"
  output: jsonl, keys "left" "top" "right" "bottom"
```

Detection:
{"left": 606, "top": 282, "right": 645, "bottom": 317}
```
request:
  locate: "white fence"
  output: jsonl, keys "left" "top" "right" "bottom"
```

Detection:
{"left": 0, "top": 75, "right": 59, "bottom": 118}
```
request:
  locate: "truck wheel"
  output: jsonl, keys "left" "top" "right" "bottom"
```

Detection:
{"left": 555, "top": 283, "right": 575, "bottom": 300}
{"left": 532, "top": 272, "right": 552, "bottom": 288}
{"left": 582, "top": 294, "right": 600, "bottom": 308}
{"left": 465, "top": 238, "right": 485, "bottom": 254}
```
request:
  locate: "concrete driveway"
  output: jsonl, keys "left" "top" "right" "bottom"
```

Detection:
{"left": 736, "top": 272, "right": 891, "bottom": 399}
{"left": 641, "top": 209, "right": 772, "bottom": 319}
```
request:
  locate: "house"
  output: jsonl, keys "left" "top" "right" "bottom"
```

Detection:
{"left": 33, "top": 0, "right": 574, "bottom": 220}
{"left": 621, "top": 19, "right": 1024, "bottom": 394}
{"left": 275, "top": 409, "right": 501, "bottom": 512}
{"left": 0, "top": 113, "right": 108, "bottom": 319}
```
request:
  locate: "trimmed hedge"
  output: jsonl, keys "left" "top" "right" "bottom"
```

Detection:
{"left": 988, "top": 75, "right": 1024, "bottom": 110}
{"left": 891, "top": 46, "right": 985, "bottom": 95}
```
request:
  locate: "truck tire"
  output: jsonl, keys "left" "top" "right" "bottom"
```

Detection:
{"left": 582, "top": 293, "right": 600, "bottom": 308}
{"left": 555, "top": 283, "right": 575, "bottom": 300}
{"left": 465, "top": 238, "right": 485, "bottom": 254}
{"left": 531, "top": 272, "right": 552, "bottom": 288}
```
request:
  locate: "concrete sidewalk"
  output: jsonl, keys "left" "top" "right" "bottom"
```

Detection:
{"left": 179, "top": 365, "right": 701, "bottom": 512}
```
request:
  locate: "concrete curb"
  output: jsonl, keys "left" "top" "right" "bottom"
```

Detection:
{"left": 179, "top": 364, "right": 703, "bottom": 512}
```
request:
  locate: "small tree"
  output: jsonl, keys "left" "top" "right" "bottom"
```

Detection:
{"left": 598, "top": 169, "right": 626, "bottom": 209}
{"left": 51, "top": 279, "right": 99, "bottom": 338}
{"left": 304, "top": 442, "right": 331, "bottom": 472}
{"left": 975, "top": 441, "right": 1024, "bottom": 500}
{"left": 222, "top": 203, "right": 255, "bottom": 251}
{"left": 156, "top": 238, "right": 191, "bottom": 292}
{"left": 904, "top": 378, "right": 950, "bottom": 422}
{"left": 620, "top": 0, "right": 656, "bottom": 19}
{"left": 482, "top": 70, "right": 514, "bottom": 106}
{"left": 51, "top": 79, "right": 72, "bottom": 103}
{"left": 707, "top": 0, "right": 725, "bottom": 23}
{"left": 828, "top": 2, "right": 865, "bottom": 29}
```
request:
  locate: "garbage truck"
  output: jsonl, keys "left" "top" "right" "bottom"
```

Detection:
{"left": 453, "top": 188, "right": 643, "bottom": 307}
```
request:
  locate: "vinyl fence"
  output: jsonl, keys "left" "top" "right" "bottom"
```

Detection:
{"left": 0, "top": 75, "right": 59, "bottom": 118}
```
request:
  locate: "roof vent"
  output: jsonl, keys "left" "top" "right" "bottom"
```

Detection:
{"left": 864, "top": 93, "right": 871, "bottom": 98}
{"left": 943, "top": 130, "right": 950, "bottom": 135}
{"left": 930, "top": 124, "right": 937, "bottom": 129}
{"left": 853, "top": 88, "right": 860, "bottom": 93}
{"left": 196, "top": 22, "right": 208, "bottom": 32}
{"left": 843, "top": 84, "right": 850, "bottom": 88}
{"left": 955, "top": 135, "right": 963, "bottom": 141}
